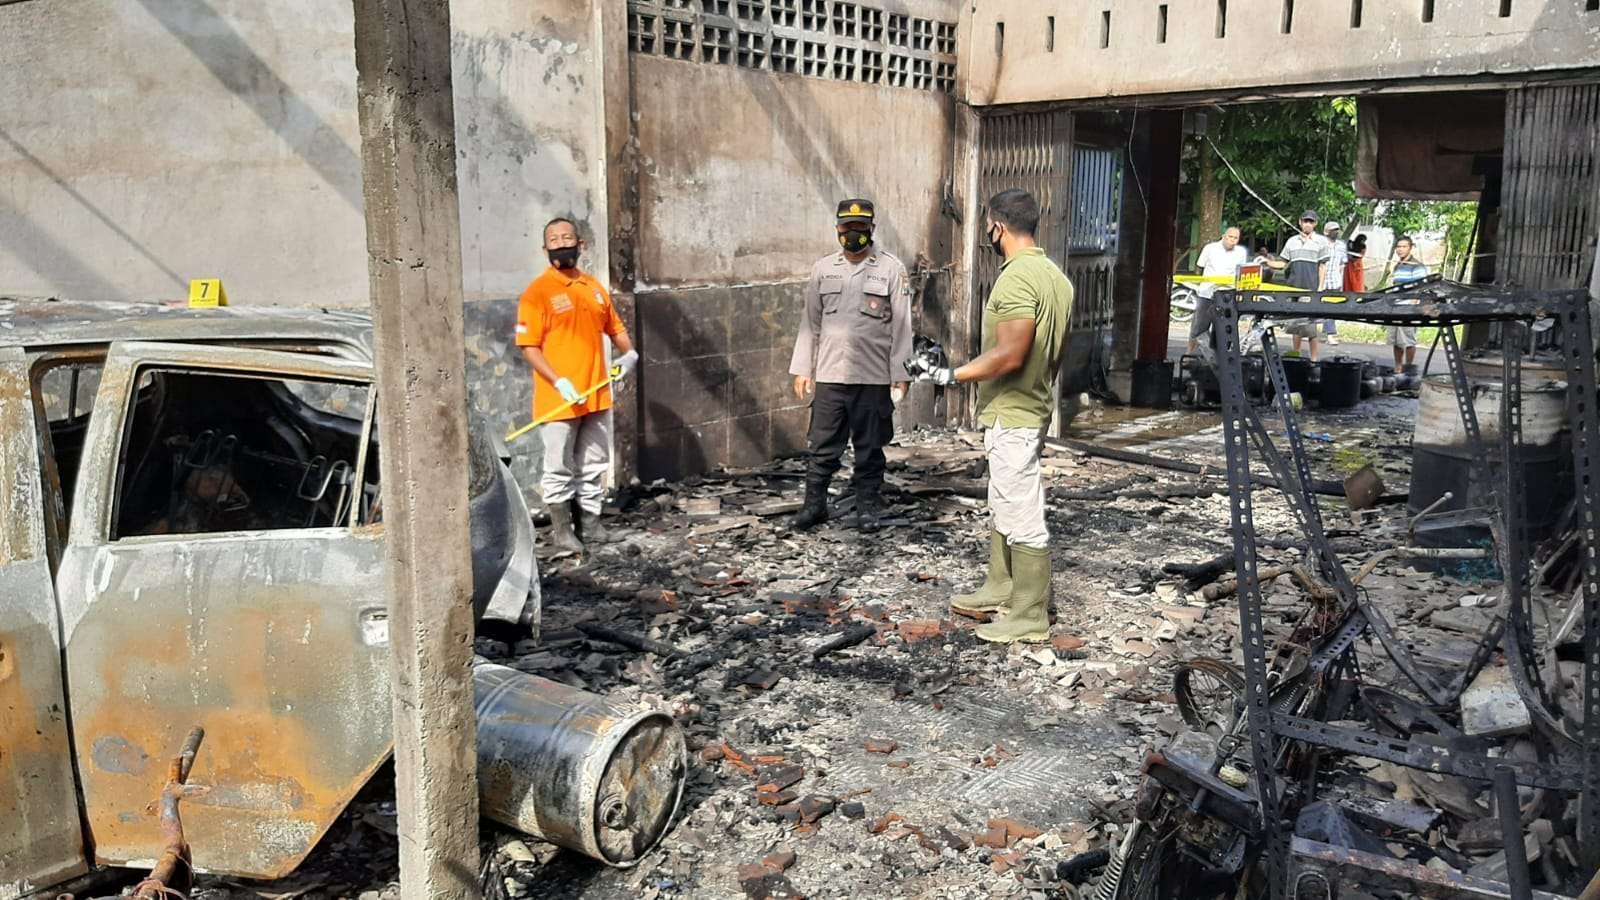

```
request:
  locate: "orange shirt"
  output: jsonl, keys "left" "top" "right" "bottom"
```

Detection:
{"left": 515, "top": 266, "right": 626, "bottom": 422}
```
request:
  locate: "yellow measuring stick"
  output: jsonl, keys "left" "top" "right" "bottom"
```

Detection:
{"left": 504, "top": 367, "right": 622, "bottom": 443}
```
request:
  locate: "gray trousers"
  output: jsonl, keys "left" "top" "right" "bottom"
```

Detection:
{"left": 540, "top": 409, "right": 613, "bottom": 514}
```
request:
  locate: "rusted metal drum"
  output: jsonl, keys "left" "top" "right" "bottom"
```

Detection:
{"left": 1409, "top": 372, "right": 1571, "bottom": 538}
{"left": 472, "top": 662, "right": 686, "bottom": 866}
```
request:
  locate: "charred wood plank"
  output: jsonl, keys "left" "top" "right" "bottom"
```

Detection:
{"left": 577, "top": 622, "right": 687, "bottom": 659}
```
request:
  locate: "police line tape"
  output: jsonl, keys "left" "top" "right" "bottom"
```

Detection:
{"left": 1172, "top": 274, "right": 1351, "bottom": 300}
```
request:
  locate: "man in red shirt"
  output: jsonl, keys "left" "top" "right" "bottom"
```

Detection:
{"left": 516, "top": 218, "right": 638, "bottom": 554}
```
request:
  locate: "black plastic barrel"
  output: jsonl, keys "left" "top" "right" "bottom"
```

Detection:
{"left": 1130, "top": 359, "right": 1173, "bottom": 409}
{"left": 1279, "top": 357, "right": 1313, "bottom": 399}
{"left": 1319, "top": 359, "right": 1363, "bottom": 409}
{"left": 1243, "top": 354, "right": 1270, "bottom": 401}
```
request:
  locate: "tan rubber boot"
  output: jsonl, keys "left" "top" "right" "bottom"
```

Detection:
{"left": 976, "top": 545, "right": 1051, "bottom": 644}
{"left": 951, "top": 530, "right": 1013, "bottom": 614}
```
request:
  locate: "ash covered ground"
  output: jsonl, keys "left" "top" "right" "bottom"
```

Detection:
{"left": 188, "top": 395, "right": 1581, "bottom": 899}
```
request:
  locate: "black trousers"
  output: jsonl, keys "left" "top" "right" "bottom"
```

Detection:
{"left": 806, "top": 383, "right": 893, "bottom": 495}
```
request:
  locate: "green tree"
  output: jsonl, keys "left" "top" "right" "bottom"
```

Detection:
{"left": 1182, "top": 99, "right": 1480, "bottom": 281}
{"left": 1184, "top": 99, "right": 1363, "bottom": 254}
{"left": 1378, "top": 200, "right": 1478, "bottom": 279}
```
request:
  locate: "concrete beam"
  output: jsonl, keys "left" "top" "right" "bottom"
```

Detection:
{"left": 961, "top": 0, "right": 1600, "bottom": 107}
{"left": 350, "top": 0, "right": 480, "bottom": 896}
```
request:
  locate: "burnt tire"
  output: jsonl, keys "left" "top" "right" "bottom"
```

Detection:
{"left": 1174, "top": 657, "right": 1246, "bottom": 739}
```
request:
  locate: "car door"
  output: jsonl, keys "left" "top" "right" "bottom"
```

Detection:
{"left": 54, "top": 341, "right": 394, "bottom": 879}
{"left": 0, "top": 347, "right": 91, "bottom": 896}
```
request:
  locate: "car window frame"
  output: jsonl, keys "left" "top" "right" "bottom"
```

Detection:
{"left": 67, "top": 341, "right": 377, "bottom": 548}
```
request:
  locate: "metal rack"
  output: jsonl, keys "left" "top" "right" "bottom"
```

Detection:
{"left": 1212, "top": 284, "right": 1600, "bottom": 898}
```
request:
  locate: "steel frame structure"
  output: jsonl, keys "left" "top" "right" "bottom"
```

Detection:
{"left": 1212, "top": 285, "right": 1600, "bottom": 898}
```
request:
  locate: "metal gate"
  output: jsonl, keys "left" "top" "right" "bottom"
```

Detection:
{"left": 974, "top": 109, "right": 1074, "bottom": 326}
{"left": 972, "top": 109, "right": 1124, "bottom": 428}
{"left": 1064, "top": 142, "right": 1120, "bottom": 337}
{"left": 1499, "top": 83, "right": 1600, "bottom": 290}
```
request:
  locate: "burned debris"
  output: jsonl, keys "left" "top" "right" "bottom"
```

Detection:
{"left": 13, "top": 286, "right": 1600, "bottom": 899}
{"left": 1094, "top": 285, "right": 1600, "bottom": 898}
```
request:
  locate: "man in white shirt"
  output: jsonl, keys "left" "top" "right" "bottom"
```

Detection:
{"left": 1188, "top": 226, "right": 1249, "bottom": 353}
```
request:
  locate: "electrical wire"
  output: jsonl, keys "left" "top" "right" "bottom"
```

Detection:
{"left": 1205, "top": 136, "right": 1297, "bottom": 231}
{"left": 1126, "top": 106, "right": 1149, "bottom": 215}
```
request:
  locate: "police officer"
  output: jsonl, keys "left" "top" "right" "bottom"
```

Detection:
{"left": 788, "top": 199, "right": 913, "bottom": 532}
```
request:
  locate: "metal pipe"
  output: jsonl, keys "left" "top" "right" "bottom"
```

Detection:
{"left": 1408, "top": 491, "right": 1455, "bottom": 530}
{"left": 131, "top": 727, "right": 207, "bottom": 900}
{"left": 1494, "top": 765, "right": 1533, "bottom": 900}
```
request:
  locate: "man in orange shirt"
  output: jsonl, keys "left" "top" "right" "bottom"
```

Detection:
{"left": 516, "top": 217, "right": 638, "bottom": 554}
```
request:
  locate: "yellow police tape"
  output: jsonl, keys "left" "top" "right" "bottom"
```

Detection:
{"left": 1172, "top": 274, "right": 1351, "bottom": 301}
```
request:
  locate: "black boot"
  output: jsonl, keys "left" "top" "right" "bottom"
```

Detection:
{"left": 546, "top": 503, "right": 584, "bottom": 556}
{"left": 788, "top": 479, "right": 831, "bottom": 531}
{"left": 579, "top": 508, "right": 619, "bottom": 544}
{"left": 855, "top": 489, "right": 882, "bottom": 533}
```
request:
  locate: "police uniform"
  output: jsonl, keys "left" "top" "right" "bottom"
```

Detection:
{"left": 788, "top": 199, "right": 914, "bottom": 528}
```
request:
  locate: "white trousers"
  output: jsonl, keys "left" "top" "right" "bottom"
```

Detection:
{"left": 985, "top": 423, "right": 1049, "bottom": 550}
{"left": 540, "top": 409, "right": 613, "bottom": 514}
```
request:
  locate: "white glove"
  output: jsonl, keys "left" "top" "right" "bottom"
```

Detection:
{"left": 905, "top": 356, "right": 957, "bottom": 385}
{"left": 612, "top": 350, "right": 639, "bottom": 381}
{"left": 554, "top": 377, "right": 582, "bottom": 405}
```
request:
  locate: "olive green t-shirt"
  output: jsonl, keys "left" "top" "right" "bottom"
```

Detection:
{"left": 977, "top": 247, "right": 1075, "bottom": 428}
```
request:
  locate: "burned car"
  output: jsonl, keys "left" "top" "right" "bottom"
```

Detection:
{"left": 0, "top": 298, "right": 547, "bottom": 893}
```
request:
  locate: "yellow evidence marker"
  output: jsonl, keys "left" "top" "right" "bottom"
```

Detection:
{"left": 188, "top": 278, "right": 229, "bottom": 308}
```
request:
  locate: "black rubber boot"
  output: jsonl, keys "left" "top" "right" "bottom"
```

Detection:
{"left": 579, "top": 509, "right": 619, "bottom": 544}
{"left": 788, "top": 479, "right": 831, "bottom": 531}
{"left": 855, "top": 489, "right": 882, "bottom": 533}
{"left": 546, "top": 503, "right": 584, "bottom": 556}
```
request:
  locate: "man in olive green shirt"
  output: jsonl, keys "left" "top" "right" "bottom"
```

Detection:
{"left": 906, "top": 188, "right": 1074, "bottom": 644}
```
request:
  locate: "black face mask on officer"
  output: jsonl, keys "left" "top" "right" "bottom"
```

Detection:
{"left": 838, "top": 229, "right": 873, "bottom": 253}
{"left": 548, "top": 246, "right": 580, "bottom": 269}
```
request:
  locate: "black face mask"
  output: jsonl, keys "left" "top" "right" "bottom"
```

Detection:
{"left": 548, "top": 246, "right": 580, "bottom": 269}
{"left": 839, "top": 230, "right": 873, "bottom": 253}
{"left": 987, "top": 225, "right": 1005, "bottom": 257}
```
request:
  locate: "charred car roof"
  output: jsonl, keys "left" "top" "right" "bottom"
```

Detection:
{"left": 0, "top": 297, "right": 374, "bottom": 356}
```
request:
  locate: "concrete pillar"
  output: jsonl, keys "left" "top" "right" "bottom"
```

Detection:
{"left": 948, "top": 102, "right": 983, "bottom": 427}
{"left": 1136, "top": 109, "right": 1183, "bottom": 363}
{"left": 350, "top": 1, "right": 480, "bottom": 897}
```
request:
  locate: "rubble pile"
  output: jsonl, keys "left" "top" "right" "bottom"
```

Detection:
{"left": 190, "top": 399, "right": 1579, "bottom": 898}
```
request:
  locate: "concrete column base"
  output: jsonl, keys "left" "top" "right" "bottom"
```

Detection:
{"left": 1105, "top": 369, "right": 1133, "bottom": 405}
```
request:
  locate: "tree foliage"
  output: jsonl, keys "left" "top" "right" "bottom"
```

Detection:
{"left": 1182, "top": 98, "right": 1481, "bottom": 278}
{"left": 1185, "top": 99, "right": 1362, "bottom": 249}
{"left": 1379, "top": 200, "right": 1478, "bottom": 277}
